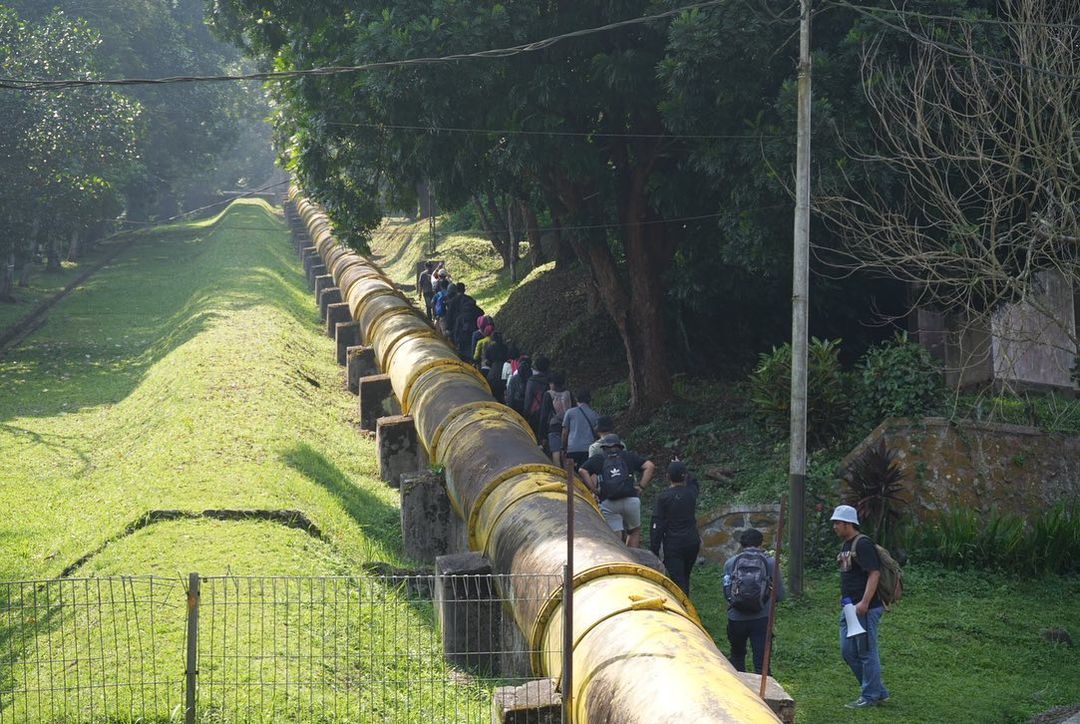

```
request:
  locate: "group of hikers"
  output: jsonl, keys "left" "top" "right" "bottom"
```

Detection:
{"left": 418, "top": 261, "right": 894, "bottom": 710}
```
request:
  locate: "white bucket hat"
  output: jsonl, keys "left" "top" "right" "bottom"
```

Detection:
{"left": 830, "top": 504, "right": 860, "bottom": 526}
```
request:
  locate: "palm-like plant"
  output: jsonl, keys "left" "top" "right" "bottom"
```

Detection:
{"left": 842, "top": 437, "right": 909, "bottom": 548}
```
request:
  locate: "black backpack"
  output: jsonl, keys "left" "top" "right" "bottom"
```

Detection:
{"left": 726, "top": 550, "right": 772, "bottom": 614}
{"left": 598, "top": 451, "right": 637, "bottom": 500}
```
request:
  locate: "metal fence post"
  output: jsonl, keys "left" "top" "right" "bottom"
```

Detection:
{"left": 185, "top": 572, "right": 200, "bottom": 724}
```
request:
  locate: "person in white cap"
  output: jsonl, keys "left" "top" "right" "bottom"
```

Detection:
{"left": 831, "top": 504, "right": 890, "bottom": 709}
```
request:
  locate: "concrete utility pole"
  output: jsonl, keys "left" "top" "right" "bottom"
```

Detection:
{"left": 788, "top": 0, "right": 812, "bottom": 597}
{"left": 507, "top": 204, "right": 517, "bottom": 284}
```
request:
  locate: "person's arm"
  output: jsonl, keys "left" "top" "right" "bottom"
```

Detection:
{"left": 636, "top": 459, "right": 656, "bottom": 492}
{"left": 650, "top": 495, "right": 667, "bottom": 555}
{"left": 854, "top": 537, "right": 881, "bottom": 615}
{"left": 576, "top": 466, "right": 598, "bottom": 495}
{"left": 561, "top": 408, "right": 573, "bottom": 449}
{"left": 857, "top": 571, "right": 881, "bottom": 616}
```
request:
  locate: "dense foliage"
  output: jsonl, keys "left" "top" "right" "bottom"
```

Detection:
{"left": 0, "top": 8, "right": 139, "bottom": 297}
{"left": 0, "top": 0, "right": 275, "bottom": 302}
{"left": 205, "top": 0, "right": 1004, "bottom": 413}
{"left": 854, "top": 332, "right": 944, "bottom": 427}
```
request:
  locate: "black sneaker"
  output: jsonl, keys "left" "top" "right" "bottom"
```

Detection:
{"left": 845, "top": 697, "right": 879, "bottom": 709}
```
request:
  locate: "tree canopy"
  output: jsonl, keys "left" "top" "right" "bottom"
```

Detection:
{"left": 206, "top": 0, "right": 1007, "bottom": 413}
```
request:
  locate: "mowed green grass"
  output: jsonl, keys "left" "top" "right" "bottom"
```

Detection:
{"left": 0, "top": 200, "right": 501, "bottom": 722}
{"left": 0, "top": 199, "right": 404, "bottom": 581}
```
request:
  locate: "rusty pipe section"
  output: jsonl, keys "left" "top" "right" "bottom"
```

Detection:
{"left": 290, "top": 189, "right": 779, "bottom": 723}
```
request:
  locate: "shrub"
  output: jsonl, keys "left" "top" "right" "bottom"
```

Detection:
{"left": 841, "top": 437, "right": 909, "bottom": 550}
{"left": 902, "top": 504, "right": 1080, "bottom": 575}
{"left": 749, "top": 338, "right": 851, "bottom": 446}
{"left": 854, "top": 332, "right": 943, "bottom": 428}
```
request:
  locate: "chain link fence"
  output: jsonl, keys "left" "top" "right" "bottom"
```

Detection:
{"left": 1, "top": 573, "right": 561, "bottom": 723}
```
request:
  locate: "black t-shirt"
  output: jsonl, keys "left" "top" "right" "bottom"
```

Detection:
{"left": 840, "top": 535, "right": 882, "bottom": 608}
{"left": 419, "top": 271, "right": 433, "bottom": 297}
{"left": 649, "top": 476, "right": 700, "bottom": 553}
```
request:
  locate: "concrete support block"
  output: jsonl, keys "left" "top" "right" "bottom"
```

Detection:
{"left": 294, "top": 234, "right": 310, "bottom": 254}
{"left": 313, "top": 275, "right": 334, "bottom": 311}
{"left": 492, "top": 679, "right": 562, "bottom": 724}
{"left": 347, "top": 346, "right": 378, "bottom": 394}
{"left": 498, "top": 606, "right": 534, "bottom": 680}
{"left": 336, "top": 321, "right": 361, "bottom": 366}
{"left": 357, "top": 374, "right": 400, "bottom": 431}
{"left": 310, "top": 264, "right": 329, "bottom": 291}
{"left": 735, "top": 673, "right": 796, "bottom": 723}
{"left": 376, "top": 415, "right": 420, "bottom": 488}
{"left": 300, "top": 245, "right": 317, "bottom": 268}
{"left": 319, "top": 287, "right": 343, "bottom": 322}
{"left": 400, "top": 470, "right": 453, "bottom": 564}
{"left": 434, "top": 552, "right": 499, "bottom": 674}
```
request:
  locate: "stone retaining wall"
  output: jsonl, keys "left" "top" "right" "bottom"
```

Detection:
{"left": 840, "top": 417, "right": 1080, "bottom": 519}
{"left": 697, "top": 504, "right": 781, "bottom": 564}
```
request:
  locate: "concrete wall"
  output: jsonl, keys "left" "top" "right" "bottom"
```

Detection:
{"left": 840, "top": 417, "right": 1080, "bottom": 520}
{"left": 917, "top": 270, "right": 1078, "bottom": 392}
{"left": 697, "top": 504, "right": 781, "bottom": 564}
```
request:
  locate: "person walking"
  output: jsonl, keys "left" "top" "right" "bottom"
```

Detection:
{"left": 831, "top": 504, "right": 890, "bottom": 709}
{"left": 723, "top": 528, "right": 784, "bottom": 676}
{"left": 523, "top": 356, "right": 551, "bottom": 436}
{"left": 578, "top": 434, "right": 655, "bottom": 548}
{"left": 504, "top": 355, "right": 532, "bottom": 415}
{"left": 588, "top": 416, "right": 616, "bottom": 459}
{"left": 561, "top": 389, "right": 600, "bottom": 468}
{"left": 649, "top": 461, "right": 700, "bottom": 596}
{"left": 418, "top": 261, "right": 435, "bottom": 319}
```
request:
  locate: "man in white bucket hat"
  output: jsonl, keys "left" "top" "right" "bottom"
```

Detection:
{"left": 831, "top": 504, "right": 890, "bottom": 709}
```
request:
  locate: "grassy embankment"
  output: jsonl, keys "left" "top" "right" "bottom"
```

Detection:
{"left": 0, "top": 201, "right": 485, "bottom": 721}
{"left": 370, "top": 216, "right": 1080, "bottom": 724}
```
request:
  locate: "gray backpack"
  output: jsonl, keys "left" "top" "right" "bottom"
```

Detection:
{"left": 726, "top": 550, "right": 772, "bottom": 613}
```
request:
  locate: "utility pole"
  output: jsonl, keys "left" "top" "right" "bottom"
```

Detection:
{"left": 507, "top": 203, "right": 517, "bottom": 284}
{"left": 788, "top": 0, "right": 812, "bottom": 597}
{"left": 427, "top": 185, "right": 437, "bottom": 256}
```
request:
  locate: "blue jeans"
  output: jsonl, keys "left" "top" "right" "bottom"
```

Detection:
{"left": 839, "top": 605, "right": 889, "bottom": 701}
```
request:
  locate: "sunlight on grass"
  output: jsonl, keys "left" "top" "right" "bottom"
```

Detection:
{"left": 0, "top": 200, "right": 399, "bottom": 581}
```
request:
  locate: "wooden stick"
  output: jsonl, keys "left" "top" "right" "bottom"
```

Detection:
{"left": 759, "top": 496, "right": 787, "bottom": 699}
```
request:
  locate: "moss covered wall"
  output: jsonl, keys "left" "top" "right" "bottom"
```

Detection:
{"left": 840, "top": 417, "right": 1080, "bottom": 519}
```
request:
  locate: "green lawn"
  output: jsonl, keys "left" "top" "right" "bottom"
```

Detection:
{"left": 0, "top": 240, "right": 131, "bottom": 334}
{"left": 0, "top": 201, "right": 496, "bottom": 722}
{"left": 0, "top": 200, "right": 404, "bottom": 581}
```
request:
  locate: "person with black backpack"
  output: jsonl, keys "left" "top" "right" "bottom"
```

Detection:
{"left": 503, "top": 356, "right": 532, "bottom": 414}
{"left": 578, "top": 434, "right": 655, "bottom": 548}
{"left": 831, "top": 504, "right": 891, "bottom": 709}
{"left": 723, "top": 528, "right": 784, "bottom": 676}
{"left": 649, "top": 461, "right": 700, "bottom": 596}
{"left": 523, "top": 356, "right": 550, "bottom": 437}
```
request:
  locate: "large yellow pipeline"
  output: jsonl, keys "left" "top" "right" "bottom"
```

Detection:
{"left": 289, "top": 188, "right": 780, "bottom": 723}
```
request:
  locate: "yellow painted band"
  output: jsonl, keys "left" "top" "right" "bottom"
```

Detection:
{"left": 399, "top": 358, "right": 489, "bottom": 415}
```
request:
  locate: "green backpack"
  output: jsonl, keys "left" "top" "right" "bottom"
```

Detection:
{"left": 852, "top": 534, "right": 904, "bottom": 607}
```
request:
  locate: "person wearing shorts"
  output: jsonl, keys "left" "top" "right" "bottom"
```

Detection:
{"left": 578, "top": 434, "right": 655, "bottom": 548}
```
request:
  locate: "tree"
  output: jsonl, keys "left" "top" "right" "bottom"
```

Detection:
{"left": 0, "top": 8, "right": 140, "bottom": 299}
{"left": 817, "top": 0, "right": 1079, "bottom": 353}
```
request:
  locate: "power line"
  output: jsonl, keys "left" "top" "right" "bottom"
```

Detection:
{"left": 828, "top": 0, "right": 1080, "bottom": 82}
{"left": 826, "top": 1, "right": 1080, "bottom": 31}
{"left": 323, "top": 120, "right": 782, "bottom": 142}
{"left": 0, "top": 1, "right": 725, "bottom": 92}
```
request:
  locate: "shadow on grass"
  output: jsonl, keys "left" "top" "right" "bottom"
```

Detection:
{"left": 0, "top": 202, "right": 317, "bottom": 424}
{"left": 280, "top": 442, "right": 403, "bottom": 557}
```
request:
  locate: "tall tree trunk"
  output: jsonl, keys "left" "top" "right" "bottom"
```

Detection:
{"left": 547, "top": 155, "right": 676, "bottom": 417}
{"left": 0, "top": 253, "right": 14, "bottom": 302}
{"left": 46, "top": 235, "right": 61, "bottom": 272}
{"left": 522, "top": 202, "right": 546, "bottom": 270}
{"left": 416, "top": 179, "right": 436, "bottom": 220}
{"left": 17, "top": 255, "right": 33, "bottom": 287}
{"left": 482, "top": 192, "right": 511, "bottom": 269}
{"left": 66, "top": 229, "right": 80, "bottom": 262}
